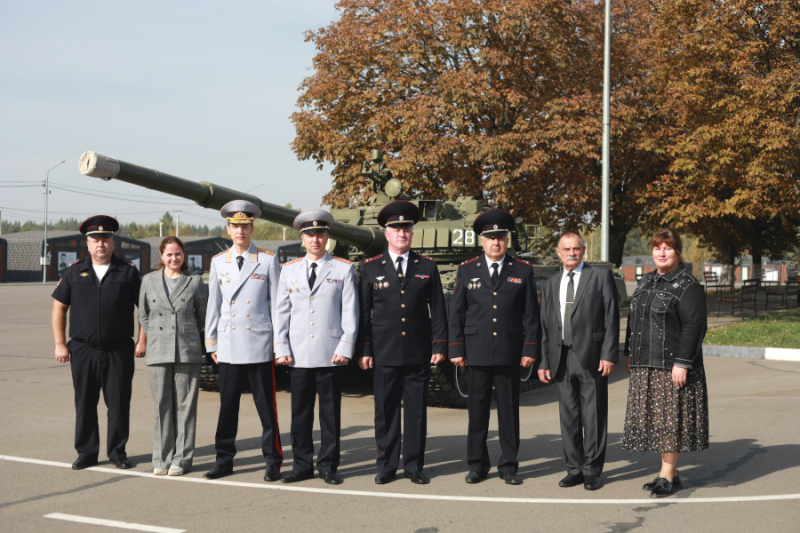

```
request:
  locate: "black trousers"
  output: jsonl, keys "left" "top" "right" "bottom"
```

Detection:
{"left": 215, "top": 361, "right": 283, "bottom": 469}
{"left": 556, "top": 346, "right": 608, "bottom": 477}
{"left": 289, "top": 366, "right": 343, "bottom": 474}
{"left": 69, "top": 339, "right": 135, "bottom": 462}
{"left": 466, "top": 365, "right": 520, "bottom": 476}
{"left": 373, "top": 364, "right": 430, "bottom": 474}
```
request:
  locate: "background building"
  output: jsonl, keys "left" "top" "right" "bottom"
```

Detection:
{"left": 3, "top": 231, "right": 150, "bottom": 282}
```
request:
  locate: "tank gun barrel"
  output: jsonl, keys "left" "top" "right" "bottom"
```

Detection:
{"left": 79, "top": 151, "right": 386, "bottom": 255}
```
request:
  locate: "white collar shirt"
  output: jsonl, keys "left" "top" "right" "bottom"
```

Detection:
{"left": 388, "top": 250, "right": 410, "bottom": 276}
{"left": 559, "top": 261, "right": 585, "bottom": 340}
{"left": 305, "top": 253, "right": 330, "bottom": 281}
{"left": 485, "top": 254, "right": 506, "bottom": 278}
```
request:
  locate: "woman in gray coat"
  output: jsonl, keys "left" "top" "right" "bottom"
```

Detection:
{"left": 139, "top": 237, "right": 207, "bottom": 476}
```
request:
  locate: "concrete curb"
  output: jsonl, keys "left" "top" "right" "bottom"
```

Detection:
{"left": 702, "top": 345, "right": 800, "bottom": 362}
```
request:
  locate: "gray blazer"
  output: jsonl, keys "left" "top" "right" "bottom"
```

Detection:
{"left": 139, "top": 270, "right": 207, "bottom": 365}
{"left": 539, "top": 263, "right": 620, "bottom": 374}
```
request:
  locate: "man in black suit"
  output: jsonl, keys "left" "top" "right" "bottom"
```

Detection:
{"left": 538, "top": 231, "right": 619, "bottom": 490}
{"left": 356, "top": 200, "right": 448, "bottom": 485}
{"left": 449, "top": 209, "right": 541, "bottom": 485}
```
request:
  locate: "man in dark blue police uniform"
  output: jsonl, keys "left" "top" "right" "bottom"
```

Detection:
{"left": 52, "top": 215, "right": 145, "bottom": 470}
{"left": 356, "top": 201, "right": 448, "bottom": 485}
{"left": 449, "top": 209, "right": 541, "bottom": 485}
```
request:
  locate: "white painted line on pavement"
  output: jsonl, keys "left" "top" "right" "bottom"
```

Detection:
{"left": 765, "top": 348, "right": 800, "bottom": 362}
{"left": 44, "top": 513, "right": 184, "bottom": 533}
{"left": 3, "top": 454, "right": 799, "bottom": 505}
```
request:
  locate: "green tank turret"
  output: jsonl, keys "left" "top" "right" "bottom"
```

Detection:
{"left": 79, "top": 150, "right": 625, "bottom": 407}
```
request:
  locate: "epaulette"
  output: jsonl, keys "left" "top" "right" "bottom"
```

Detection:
{"left": 333, "top": 257, "right": 353, "bottom": 265}
{"left": 284, "top": 257, "right": 303, "bottom": 266}
{"left": 417, "top": 255, "right": 435, "bottom": 261}
{"left": 364, "top": 255, "right": 383, "bottom": 264}
{"left": 213, "top": 250, "right": 227, "bottom": 258}
{"left": 258, "top": 248, "right": 276, "bottom": 256}
{"left": 69, "top": 259, "right": 81, "bottom": 266}
{"left": 124, "top": 259, "right": 135, "bottom": 266}
{"left": 460, "top": 257, "right": 479, "bottom": 266}
{"left": 513, "top": 258, "right": 531, "bottom": 266}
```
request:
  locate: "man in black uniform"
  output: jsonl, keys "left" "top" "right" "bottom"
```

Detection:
{"left": 449, "top": 209, "right": 541, "bottom": 485}
{"left": 52, "top": 215, "right": 145, "bottom": 470}
{"left": 356, "top": 201, "right": 448, "bottom": 485}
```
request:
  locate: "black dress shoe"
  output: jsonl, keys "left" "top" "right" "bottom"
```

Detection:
{"left": 374, "top": 471, "right": 397, "bottom": 485}
{"left": 281, "top": 470, "right": 313, "bottom": 483}
{"left": 405, "top": 471, "right": 430, "bottom": 485}
{"left": 71, "top": 456, "right": 98, "bottom": 470}
{"left": 643, "top": 471, "right": 681, "bottom": 491}
{"left": 558, "top": 472, "right": 585, "bottom": 487}
{"left": 114, "top": 458, "right": 133, "bottom": 469}
{"left": 650, "top": 477, "right": 673, "bottom": 498}
{"left": 584, "top": 475, "right": 600, "bottom": 490}
{"left": 203, "top": 464, "right": 233, "bottom": 480}
{"left": 499, "top": 473, "right": 523, "bottom": 485}
{"left": 264, "top": 465, "right": 281, "bottom": 482}
{"left": 464, "top": 471, "right": 487, "bottom": 484}
{"left": 320, "top": 472, "right": 343, "bottom": 485}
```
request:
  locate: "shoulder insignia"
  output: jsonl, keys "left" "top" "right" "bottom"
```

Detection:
{"left": 460, "top": 257, "right": 479, "bottom": 266}
{"left": 364, "top": 255, "right": 383, "bottom": 264}
{"left": 69, "top": 259, "right": 81, "bottom": 266}
{"left": 513, "top": 258, "right": 531, "bottom": 266}
{"left": 284, "top": 257, "right": 303, "bottom": 266}
{"left": 333, "top": 257, "right": 353, "bottom": 265}
{"left": 258, "top": 248, "right": 276, "bottom": 256}
{"left": 213, "top": 250, "right": 227, "bottom": 258}
{"left": 124, "top": 259, "right": 135, "bottom": 266}
{"left": 417, "top": 255, "right": 435, "bottom": 262}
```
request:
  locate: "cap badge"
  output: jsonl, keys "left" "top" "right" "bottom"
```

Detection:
{"left": 399, "top": 215, "right": 404, "bottom": 221}
{"left": 99, "top": 226, "right": 103, "bottom": 231}
{"left": 493, "top": 224, "right": 498, "bottom": 229}
{"left": 313, "top": 221, "right": 318, "bottom": 227}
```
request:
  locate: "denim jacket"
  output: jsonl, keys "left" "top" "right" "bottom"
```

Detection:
{"left": 624, "top": 264, "right": 706, "bottom": 370}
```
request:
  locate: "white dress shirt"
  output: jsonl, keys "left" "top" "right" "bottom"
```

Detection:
{"left": 484, "top": 255, "right": 506, "bottom": 278}
{"left": 388, "top": 250, "right": 410, "bottom": 276}
{"left": 559, "top": 261, "right": 585, "bottom": 340}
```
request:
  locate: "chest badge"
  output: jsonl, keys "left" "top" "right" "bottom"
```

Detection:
{"left": 80, "top": 272, "right": 89, "bottom": 277}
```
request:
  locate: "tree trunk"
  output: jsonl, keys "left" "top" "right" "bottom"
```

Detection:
{"left": 751, "top": 252, "right": 762, "bottom": 283}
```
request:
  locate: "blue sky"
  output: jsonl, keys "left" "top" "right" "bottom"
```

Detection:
{"left": 0, "top": 0, "right": 341, "bottom": 228}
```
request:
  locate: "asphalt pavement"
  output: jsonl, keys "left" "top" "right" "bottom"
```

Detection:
{"left": 1, "top": 282, "right": 799, "bottom": 533}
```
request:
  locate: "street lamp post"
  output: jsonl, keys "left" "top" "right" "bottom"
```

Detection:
{"left": 34, "top": 160, "right": 66, "bottom": 283}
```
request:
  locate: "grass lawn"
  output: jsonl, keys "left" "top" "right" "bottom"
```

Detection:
{"left": 705, "top": 307, "right": 800, "bottom": 348}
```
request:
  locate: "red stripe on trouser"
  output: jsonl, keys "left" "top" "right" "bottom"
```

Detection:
{"left": 272, "top": 362, "right": 283, "bottom": 459}
{"left": 376, "top": 442, "right": 379, "bottom": 460}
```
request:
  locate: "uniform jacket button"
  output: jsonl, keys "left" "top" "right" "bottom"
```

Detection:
{"left": 246, "top": 313, "right": 250, "bottom": 317}
{"left": 401, "top": 318, "right": 405, "bottom": 322}
{"left": 402, "top": 332, "right": 406, "bottom": 336}
{"left": 310, "top": 296, "right": 315, "bottom": 300}
{"left": 310, "top": 309, "right": 315, "bottom": 313}
{"left": 232, "top": 313, "right": 235, "bottom": 317}
{"left": 246, "top": 300, "right": 250, "bottom": 303}
{"left": 247, "top": 326, "right": 251, "bottom": 330}
{"left": 493, "top": 332, "right": 497, "bottom": 336}
{"left": 401, "top": 290, "right": 405, "bottom": 294}
{"left": 493, "top": 318, "right": 497, "bottom": 322}
{"left": 232, "top": 326, "right": 236, "bottom": 330}
{"left": 231, "top": 300, "right": 235, "bottom": 304}
{"left": 493, "top": 305, "right": 497, "bottom": 309}
{"left": 310, "top": 334, "right": 314, "bottom": 338}
{"left": 310, "top": 322, "right": 314, "bottom": 326}
{"left": 401, "top": 304, "right": 405, "bottom": 308}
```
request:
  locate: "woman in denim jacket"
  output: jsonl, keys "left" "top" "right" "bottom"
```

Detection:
{"left": 623, "top": 228, "right": 709, "bottom": 497}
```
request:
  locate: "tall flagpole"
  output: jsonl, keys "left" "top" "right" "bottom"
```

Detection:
{"left": 601, "top": 0, "right": 611, "bottom": 262}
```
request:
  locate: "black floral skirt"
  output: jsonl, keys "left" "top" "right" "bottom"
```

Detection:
{"left": 622, "top": 367, "right": 709, "bottom": 453}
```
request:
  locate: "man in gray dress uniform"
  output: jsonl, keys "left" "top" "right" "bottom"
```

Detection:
{"left": 203, "top": 200, "right": 283, "bottom": 481}
{"left": 273, "top": 209, "right": 358, "bottom": 485}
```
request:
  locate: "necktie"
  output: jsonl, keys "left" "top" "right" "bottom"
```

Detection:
{"left": 236, "top": 255, "right": 244, "bottom": 271}
{"left": 491, "top": 263, "right": 499, "bottom": 286}
{"left": 564, "top": 271, "right": 575, "bottom": 346}
{"left": 396, "top": 256, "right": 404, "bottom": 278}
{"left": 308, "top": 262, "right": 317, "bottom": 289}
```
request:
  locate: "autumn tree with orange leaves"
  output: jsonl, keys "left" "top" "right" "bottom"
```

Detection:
{"left": 292, "top": 0, "right": 669, "bottom": 265}
{"left": 642, "top": 0, "right": 800, "bottom": 280}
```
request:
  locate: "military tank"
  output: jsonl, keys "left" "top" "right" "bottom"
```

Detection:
{"left": 79, "top": 149, "right": 624, "bottom": 407}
